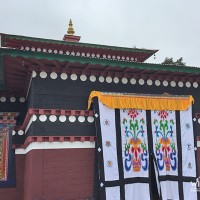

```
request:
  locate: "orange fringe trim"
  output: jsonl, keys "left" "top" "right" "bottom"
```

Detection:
{"left": 88, "top": 91, "right": 194, "bottom": 111}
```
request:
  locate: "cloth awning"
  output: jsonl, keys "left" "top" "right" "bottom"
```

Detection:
{"left": 88, "top": 91, "right": 194, "bottom": 111}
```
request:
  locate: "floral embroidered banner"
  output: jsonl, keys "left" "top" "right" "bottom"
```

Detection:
{"left": 95, "top": 100, "right": 150, "bottom": 200}
{"left": 121, "top": 109, "right": 148, "bottom": 178}
{"left": 151, "top": 110, "right": 178, "bottom": 176}
{"left": 91, "top": 93, "right": 197, "bottom": 200}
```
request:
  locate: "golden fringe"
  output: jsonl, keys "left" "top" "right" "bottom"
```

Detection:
{"left": 88, "top": 91, "right": 194, "bottom": 111}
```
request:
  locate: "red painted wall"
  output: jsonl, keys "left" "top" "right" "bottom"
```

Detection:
{"left": 23, "top": 148, "right": 95, "bottom": 200}
{"left": 1, "top": 147, "right": 200, "bottom": 200}
{"left": 0, "top": 154, "right": 25, "bottom": 200}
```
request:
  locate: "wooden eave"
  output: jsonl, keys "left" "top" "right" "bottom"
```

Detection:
{"left": 1, "top": 33, "right": 158, "bottom": 62}
{"left": 0, "top": 48, "right": 200, "bottom": 96}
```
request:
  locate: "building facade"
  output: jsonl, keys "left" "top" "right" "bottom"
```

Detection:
{"left": 0, "top": 22, "right": 200, "bottom": 200}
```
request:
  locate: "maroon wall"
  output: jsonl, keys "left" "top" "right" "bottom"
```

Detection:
{"left": 23, "top": 148, "right": 95, "bottom": 200}
{"left": 0, "top": 154, "right": 25, "bottom": 200}
{"left": 1, "top": 147, "right": 200, "bottom": 200}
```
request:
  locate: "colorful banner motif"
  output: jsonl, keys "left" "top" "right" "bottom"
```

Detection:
{"left": 96, "top": 101, "right": 151, "bottom": 200}
{"left": 0, "top": 127, "right": 9, "bottom": 181}
{"left": 121, "top": 109, "right": 148, "bottom": 178}
{"left": 151, "top": 110, "right": 178, "bottom": 176}
{"left": 91, "top": 93, "right": 197, "bottom": 200}
{"left": 0, "top": 124, "right": 16, "bottom": 188}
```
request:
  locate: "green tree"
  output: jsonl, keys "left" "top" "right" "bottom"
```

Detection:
{"left": 161, "top": 57, "right": 185, "bottom": 66}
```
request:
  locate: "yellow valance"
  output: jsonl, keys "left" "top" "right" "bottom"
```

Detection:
{"left": 88, "top": 91, "right": 194, "bottom": 111}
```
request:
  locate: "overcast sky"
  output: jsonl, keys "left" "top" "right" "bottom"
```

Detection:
{"left": 0, "top": 0, "right": 199, "bottom": 67}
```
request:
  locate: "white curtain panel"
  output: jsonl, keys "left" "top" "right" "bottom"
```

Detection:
{"left": 183, "top": 182, "right": 198, "bottom": 200}
{"left": 125, "top": 183, "right": 150, "bottom": 200}
{"left": 180, "top": 105, "right": 196, "bottom": 177}
{"left": 105, "top": 186, "right": 120, "bottom": 200}
{"left": 120, "top": 109, "right": 149, "bottom": 178}
{"left": 160, "top": 181, "right": 179, "bottom": 200}
{"left": 99, "top": 101, "right": 119, "bottom": 181}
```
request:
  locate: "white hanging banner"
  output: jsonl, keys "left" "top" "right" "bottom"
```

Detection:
{"left": 92, "top": 93, "right": 197, "bottom": 200}
{"left": 99, "top": 101, "right": 119, "bottom": 181}
{"left": 97, "top": 101, "right": 150, "bottom": 200}
{"left": 180, "top": 105, "right": 196, "bottom": 177}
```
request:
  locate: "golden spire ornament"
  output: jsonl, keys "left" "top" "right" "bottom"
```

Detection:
{"left": 67, "top": 19, "right": 75, "bottom": 35}
{"left": 63, "top": 19, "right": 80, "bottom": 42}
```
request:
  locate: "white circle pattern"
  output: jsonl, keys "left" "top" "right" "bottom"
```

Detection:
{"left": 113, "top": 77, "right": 119, "bottom": 83}
{"left": 80, "top": 75, "right": 87, "bottom": 81}
{"left": 186, "top": 82, "right": 191, "bottom": 88}
{"left": 39, "top": 115, "right": 47, "bottom": 122}
{"left": 106, "top": 77, "right": 112, "bottom": 83}
{"left": 130, "top": 78, "right": 136, "bottom": 85}
{"left": 18, "top": 130, "right": 24, "bottom": 136}
{"left": 87, "top": 116, "right": 94, "bottom": 123}
{"left": 155, "top": 80, "right": 160, "bottom": 86}
{"left": 163, "top": 80, "right": 168, "bottom": 87}
{"left": 178, "top": 81, "right": 184, "bottom": 87}
{"left": 40, "top": 71, "right": 47, "bottom": 79}
{"left": 32, "top": 71, "right": 37, "bottom": 78}
{"left": 70, "top": 74, "right": 77, "bottom": 81}
{"left": 122, "top": 78, "right": 128, "bottom": 84}
{"left": 33, "top": 115, "right": 37, "bottom": 122}
{"left": 78, "top": 116, "right": 85, "bottom": 123}
{"left": 99, "top": 76, "right": 105, "bottom": 82}
{"left": 49, "top": 115, "right": 57, "bottom": 122}
{"left": 193, "top": 82, "right": 198, "bottom": 88}
{"left": 89, "top": 75, "right": 96, "bottom": 82}
{"left": 170, "top": 81, "right": 176, "bottom": 87}
{"left": 50, "top": 72, "right": 57, "bottom": 79}
{"left": 147, "top": 79, "right": 153, "bottom": 86}
{"left": 69, "top": 116, "right": 76, "bottom": 122}
{"left": 139, "top": 79, "right": 145, "bottom": 85}
{"left": 59, "top": 115, "right": 67, "bottom": 122}
{"left": 0, "top": 97, "right": 6, "bottom": 102}
{"left": 10, "top": 97, "right": 16, "bottom": 102}
{"left": 60, "top": 73, "right": 68, "bottom": 80}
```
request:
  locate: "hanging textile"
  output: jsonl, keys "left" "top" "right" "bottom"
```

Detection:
{"left": 0, "top": 126, "right": 9, "bottom": 181}
{"left": 90, "top": 91, "right": 198, "bottom": 200}
{"left": 0, "top": 124, "right": 16, "bottom": 188}
{"left": 151, "top": 110, "right": 179, "bottom": 199}
{"left": 88, "top": 91, "right": 194, "bottom": 110}
{"left": 121, "top": 108, "right": 148, "bottom": 178}
{"left": 180, "top": 106, "right": 197, "bottom": 200}
{"left": 94, "top": 100, "right": 150, "bottom": 200}
{"left": 151, "top": 106, "right": 198, "bottom": 199}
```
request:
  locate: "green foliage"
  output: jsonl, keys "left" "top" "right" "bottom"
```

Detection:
{"left": 141, "top": 143, "right": 147, "bottom": 150}
{"left": 155, "top": 142, "right": 161, "bottom": 150}
{"left": 162, "top": 57, "right": 186, "bottom": 66}
{"left": 125, "top": 142, "right": 130, "bottom": 151}
{"left": 170, "top": 143, "right": 175, "bottom": 150}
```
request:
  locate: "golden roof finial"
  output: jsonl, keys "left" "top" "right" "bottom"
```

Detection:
{"left": 67, "top": 19, "right": 75, "bottom": 35}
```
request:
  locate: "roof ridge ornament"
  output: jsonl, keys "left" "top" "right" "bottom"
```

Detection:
{"left": 63, "top": 19, "right": 81, "bottom": 42}
{"left": 67, "top": 19, "right": 75, "bottom": 35}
